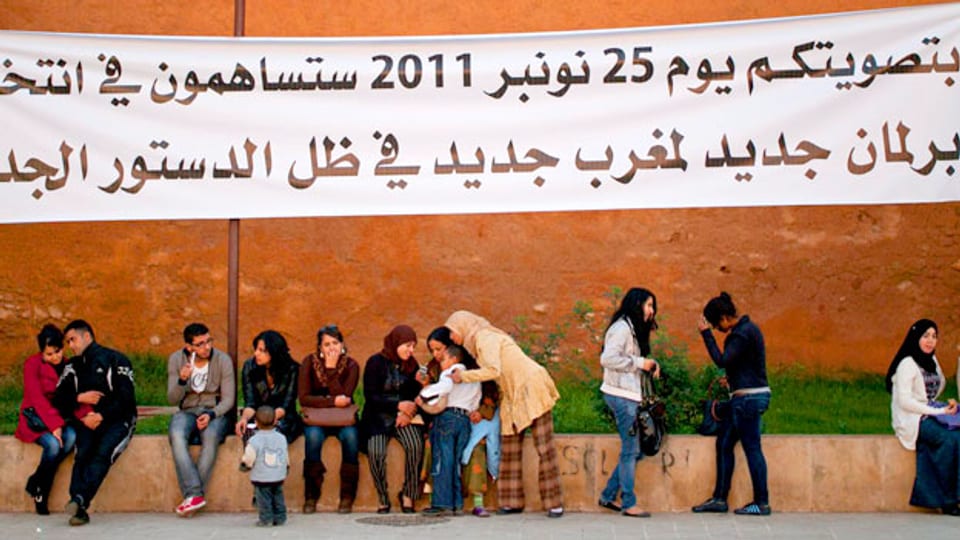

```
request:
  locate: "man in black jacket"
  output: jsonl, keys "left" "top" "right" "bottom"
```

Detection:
{"left": 56, "top": 319, "right": 136, "bottom": 526}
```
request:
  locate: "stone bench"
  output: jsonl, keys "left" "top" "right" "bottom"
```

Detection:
{"left": 2, "top": 434, "right": 920, "bottom": 513}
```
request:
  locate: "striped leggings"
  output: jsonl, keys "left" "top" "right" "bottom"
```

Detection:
{"left": 366, "top": 424, "right": 423, "bottom": 507}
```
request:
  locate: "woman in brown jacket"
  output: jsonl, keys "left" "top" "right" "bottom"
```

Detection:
{"left": 446, "top": 310, "right": 564, "bottom": 518}
{"left": 298, "top": 324, "right": 360, "bottom": 514}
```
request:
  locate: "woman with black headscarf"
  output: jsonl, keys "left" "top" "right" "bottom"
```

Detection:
{"left": 359, "top": 324, "right": 423, "bottom": 514}
{"left": 887, "top": 319, "right": 960, "bottom": 515}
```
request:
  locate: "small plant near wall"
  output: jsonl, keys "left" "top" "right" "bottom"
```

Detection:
{"left": 511, "top": 286, "right": 718, "bottom": 434}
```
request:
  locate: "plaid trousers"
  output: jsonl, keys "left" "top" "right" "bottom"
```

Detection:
{"left": 497, "top": 411, "right": 563, "bottom": 510}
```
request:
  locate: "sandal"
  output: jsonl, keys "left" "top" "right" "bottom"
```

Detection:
{"left": 598, "top": 499, "right": 621, "bottom": 513}
{"left": 398, "top": 490, "right": 415, "bottom": 514}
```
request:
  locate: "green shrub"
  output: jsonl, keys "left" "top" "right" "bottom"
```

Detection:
{"left": 510, "top": 287, "right": 898, "bottom": 436}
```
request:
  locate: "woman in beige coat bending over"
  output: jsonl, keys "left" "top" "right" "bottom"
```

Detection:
{"left": 446, "top": 310, "right": 564, "bottom": 518}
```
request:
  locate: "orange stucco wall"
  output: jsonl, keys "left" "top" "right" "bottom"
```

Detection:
{"left": 0, "top": 1, "right": 958, "bottom": 375}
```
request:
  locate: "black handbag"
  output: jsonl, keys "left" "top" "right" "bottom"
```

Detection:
{"left": 635, "top": 371, "right": 666, "bottom": 456}
{"left": 21, "top": 406, "right": 48, "bottom": 433}
{"left": 696, "top": 377, "right": 730, "bottom": 436}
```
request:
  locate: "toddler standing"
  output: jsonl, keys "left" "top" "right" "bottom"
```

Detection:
{"left": 241, "top": 405, "right": 289, "bottom": 526}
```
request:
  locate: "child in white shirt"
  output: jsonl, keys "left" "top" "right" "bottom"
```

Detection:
{"left": 417, "top": 345, "right": 480, "bottom": 516}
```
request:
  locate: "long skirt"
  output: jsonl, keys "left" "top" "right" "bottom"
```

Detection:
{"left": 910, "top": 416, "right": 960, "bottom": 509}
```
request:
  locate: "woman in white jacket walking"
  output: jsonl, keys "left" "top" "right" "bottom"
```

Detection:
{"left": 886, "top": 318, "right": 960, "bottom": 515}
{"left": 597, "top": 288, "right": 660, "bottom": 518}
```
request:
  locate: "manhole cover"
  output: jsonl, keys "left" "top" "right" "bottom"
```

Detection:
{"left": 356, "top": 515, "right": 451, "bottom": 527}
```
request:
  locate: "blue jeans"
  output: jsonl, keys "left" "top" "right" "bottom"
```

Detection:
{"left": 430, "top": 409, "right": 471, "bottom": 509}
{"left": 600, "top": 394, "right": 642, "bottom": 510}
{"left": 303, "top": 424, "right": 360, "bottom": 465}
{"left": 168, "top": 410, "right": 229, "bottom": 498}
{"left": 253, "top": 483, "right": 286, "bottom": 525}
{"left": 31, "top": 426, "right": 77, "bottom": 495}
{"left": 714, "top": 392, "right": 771, "bottom": 504}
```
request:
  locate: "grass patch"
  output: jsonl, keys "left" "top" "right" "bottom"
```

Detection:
{"left": 760, "top": 366, "right": 938, "bottom": 435}
{"left": 1, "top": 352, "right": 172, "bottom": 435}
{"left": 544, "top": 363, "right": 902, "bottom": 436}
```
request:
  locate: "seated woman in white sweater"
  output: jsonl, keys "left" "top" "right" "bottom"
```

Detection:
{"left": 886, "top": 319, "right": 960, "bottom": 515}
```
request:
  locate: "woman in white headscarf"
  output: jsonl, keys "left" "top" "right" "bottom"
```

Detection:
{"left": 446, "top": 310, "right": 564, "bottom": 518}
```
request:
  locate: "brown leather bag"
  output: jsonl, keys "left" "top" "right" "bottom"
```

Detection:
{"left": 301, "top": 404, "right": 358, "bottom": 427}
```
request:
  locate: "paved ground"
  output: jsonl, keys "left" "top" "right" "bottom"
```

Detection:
{"left": 4, "top": 510, "right": 957, "bottom": 539}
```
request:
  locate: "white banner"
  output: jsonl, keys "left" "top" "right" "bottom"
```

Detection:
{"left": 1, "top": 3, "right": 958, "bottom": 223}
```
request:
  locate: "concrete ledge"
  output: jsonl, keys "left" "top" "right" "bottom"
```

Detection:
{"left": 2, "top": 434, "right": 919, "bottom": 513}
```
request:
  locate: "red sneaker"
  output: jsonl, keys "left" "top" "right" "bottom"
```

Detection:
{"left": 175, "top": 496, "right": 207, "bottom": 516}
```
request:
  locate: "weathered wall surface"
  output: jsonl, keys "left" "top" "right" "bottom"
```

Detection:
{"left": 0, "top": 434, "right": 923, "bottom": 513}
{"left": 1, "top": 1, "right": 958, "bottom": 374}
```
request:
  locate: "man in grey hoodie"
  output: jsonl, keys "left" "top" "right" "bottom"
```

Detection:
{"left": 167, "top": 322, "right": 235, "bottom": 517}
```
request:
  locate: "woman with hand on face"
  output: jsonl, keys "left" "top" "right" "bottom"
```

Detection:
{"left": 692, "top": 292, "right": 771, "bottom": 516}
{"left": 16, "top": 324, "right": 77, "bottom": 515}
{"left": 887, "top": 319, "right": 960, "bottom": 516}
{"left": 598, "top": 288, "right": 660, "bottom": 518}
{"left": 235, "top": 330, "right": 302, "bottom": 444}
{"left": 298, "top": 324, "right": 360, "bottom": 514}
{"left": 359, "top": 325, "right": 423, "bottom": 514}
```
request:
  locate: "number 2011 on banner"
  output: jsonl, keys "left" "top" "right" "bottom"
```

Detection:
{"left": 371, "top": 53, "right": 472, "bottom": 89}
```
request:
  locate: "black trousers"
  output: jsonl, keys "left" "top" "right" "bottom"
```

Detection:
{"left": 69, "top": 418, "right": 135, "bottom": 508}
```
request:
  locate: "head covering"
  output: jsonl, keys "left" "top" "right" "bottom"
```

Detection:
{"left": 443, "top": 310, "right": 509, "bottom": 358}
{"left": 884, "top": 318, "right": 938, "bottom": 393}
{"left": 381, "top": 324, "right": 418, "bottom": 367}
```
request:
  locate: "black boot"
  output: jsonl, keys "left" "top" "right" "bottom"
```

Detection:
{"left": 26, "top": 472, "right": 50, "bottom": 515}
{"left": 303, "top": 461, "right": 325, "bottom": 514}
{"left": 338, "top": 463, "right": 360, "bottom": 514}
{"left": 25, "top": 474, "right": 38, "bottom": 497}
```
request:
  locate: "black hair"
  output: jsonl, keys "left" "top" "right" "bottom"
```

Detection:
{"left": 183, "top": 322, "right": 210, "bottom": 344}
{"left": 443, "top": 344, "right": 467, "bottom": 364}
{"left": 316, "top": 324, "right": 345, "bottom": 351}
{"left": 255, "top": 405, "right": 275, "bottom": 427}
{"left": 427, "top": 326, "right": 452, "bottom": 346}
{"left": 426, "top": 326, "right": 479, "bottom": 369}
{"left": 703, "top": 292, "right": 738, "bottom": 328}
{"left": 606, "top": 287, "right": 658, "bottom": 356}
{"left": 64, "top": 319, "right": 95, "bottom": 341}
{"left": 885, "top": 319, "right": 938, "bottom": 393}
{"left": 36, "top": 324, "right": 63, "bottom": 351}
{"left": 252, "top": 330, "right": 295, "bottom": 380}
